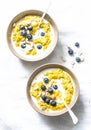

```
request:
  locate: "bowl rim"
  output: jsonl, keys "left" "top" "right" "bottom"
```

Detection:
{"left": 26, "top": 63, "right": 80, "bottom": 116}
{"left": 7, "top": 10, "right": 59, "bottom": 62}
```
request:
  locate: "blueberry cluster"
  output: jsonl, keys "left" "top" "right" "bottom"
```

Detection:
{"left": 41, "top": 95, "right": 56, "bottom": 106}
{"left": 20, "top": 25, "right": 33, "bottom": 38}
{"left": 20, "top": 25, "right": 45, "bottom": 50}
{"left": 68, "top": 42, "right": 81, "bottom": 63}
{"left": 40, "top": 77, "right": 59, "bottom": 106}
{"left": 20, "top": 25, "right": 33, "bottom": 49}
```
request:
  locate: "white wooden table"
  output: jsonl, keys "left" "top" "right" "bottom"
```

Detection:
{"left": 0, "top": 0, "right": 91, "bottom": 129}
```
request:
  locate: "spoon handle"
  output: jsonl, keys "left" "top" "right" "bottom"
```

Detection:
{"left": 63, "top": 101, "right": 78, "bottom": 124}
{"left": 38, "top": 1, "right": 51, "bottom": 28}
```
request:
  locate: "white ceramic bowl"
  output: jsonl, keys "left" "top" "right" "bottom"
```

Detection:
{"left": 7, "top": 10, "right": 58, "bottom": 61}
{"left": 26, "top": 63, "right": 79, "bottom": 116}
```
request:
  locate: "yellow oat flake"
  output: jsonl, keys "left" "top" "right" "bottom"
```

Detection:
{"left": 15, "top": 42, "right": 20, "bottom": 46}
{"left": 44, "top": 69, "right": 64, "bottom": 80}
{"left": 37, "top": 81, "right": 43, "bottom": 87}
{"left": 26, "top": 47, "right": 37, "bottom": 55}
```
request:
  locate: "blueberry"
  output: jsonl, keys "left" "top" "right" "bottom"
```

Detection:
{"left": 37, "top": 44, "right": 42, "bottom": 49}
{"left": 50, "top": 100, "right": 56, "bottom": 106}
{"left": 27, "top": 34, "right": 33, "bottom": 40}
{"left": 75, "top": 57, "right": 81, "bottom": 63}
{"left": 27, "top": 25, "right": 33, "bottom": 31}
{"left": 43, "top": 78, "right": 49, "bottom": 83}
{"left": 45, "top": 98, "right": 50, "bottom": 104}
{"left": 75, "top": 42, "right": 80, "bottom": 47}
{"left": 68, "top": 48, "right": 74, "bottom": 55}
{"left": 53, "top": 85, "right": 58, "bottom": 89}
{"left": 41, "top": 95, "right": 46, "bottom": 101}
{"left": 41, "top": 85, "right": 46, "bottom": 91}
{"left": 21, "top": 43, "right": 26, "bottom": 48}
{"left": 20, "top": 25, "right": 25, "bottom": 30}
{"left": 48, "top": 88, "right": 53, "bottom": 94}
{"left": 41, "top": 32, "right": 45, "bottom": 36}
{"left": 20, "top": 29, "right": 26, "bottom": 36}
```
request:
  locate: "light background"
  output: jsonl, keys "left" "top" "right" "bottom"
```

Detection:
{"left": 0, "top": 0, "right": 91, "bottom": 130}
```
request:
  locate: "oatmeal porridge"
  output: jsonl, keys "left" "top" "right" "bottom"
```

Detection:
{"left": 30, "top": 68, "right": 74, "bottom": 112}
{"left": 11, "top": 15, "right": 54, "bottom": 59}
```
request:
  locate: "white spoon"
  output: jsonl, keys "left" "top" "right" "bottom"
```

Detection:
{"left": 59, "top": 82, "right": 78, "bottom": 124}
{"left": 38, "top": 0, "right": 51, "bottom": 30}
{"left": 62, "top": 99, "right": 78, "bottom": 124}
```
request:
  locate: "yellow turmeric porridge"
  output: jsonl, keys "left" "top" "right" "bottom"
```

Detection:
{"left": 11, "top": 15, "right": 54, "bottom": 58}
{"left": 30, "top": 68, "right": 74, "bottom": 112}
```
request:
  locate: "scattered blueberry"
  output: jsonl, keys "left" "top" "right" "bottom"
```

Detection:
{"left": 20, "top": 25, "right": 25, "bottom": 30}
{"left": 43, "top": 78, "right": 49, "bottom": 83}
{"left": 50, "top": 100, "right": 56, "bottom": 106}
{"left": 68, "top": 48, "right": 74, "bottom": 55}
{"left": 53, "top": 85, "right": 58, "bottom": 90}
{"left": 41, "top": 32, "right": 45, "bottom": 36}
{"left": 45, "top": 98, "right": 50, "bottom": 104}
{"left": 27, "top": 25, "right": 33, "bottom": 31}
{"left": 75, "top": 57, "right": 81, "bottom": 63}
{"left": 27, "top": 34, "right": 33, "bottom": 40}
{"left": 37, "top": 44, "right": 42, "bottom": 49}
{"left": 41, "top": 85, "right": 46, "bottom": 91}
{"left": 41, "top": 95, "right": 46, "bottom": 101}
{"left": 75, "top": 42, "right": 80, "bottom": 47}
{"left": 21, "top": 43, "right": 26, "bottom": 48}
{"left": 20, "top": 29, "right": 26, "bottom": 36}
{"left": 48, "top": 88, "right": 53, "bottom": 94}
